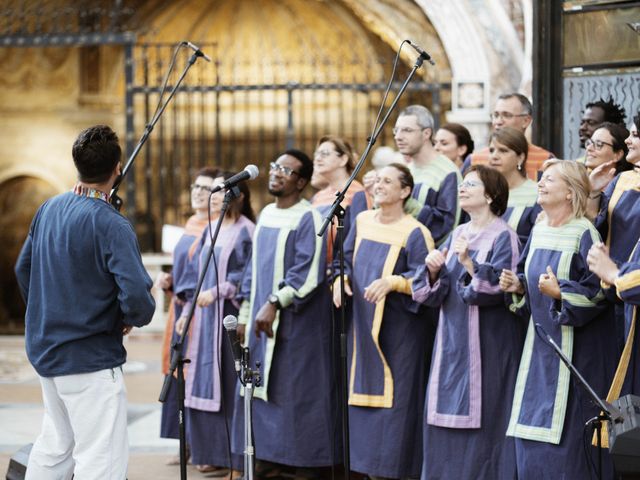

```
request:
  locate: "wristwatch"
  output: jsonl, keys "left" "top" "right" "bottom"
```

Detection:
{"left": 268, "top": 294, "right": 281, "bottom": 309}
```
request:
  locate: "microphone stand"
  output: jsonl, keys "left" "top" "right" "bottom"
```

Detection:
{"left": 159, "top": 187, "right": 240, "bottom": 480}
{"left": 238, "top": 347, "right": 261, "bottom": 480}
{"left": 110, "top": 43, "right": 208, "bottom": 210}
{"left": 317, "top": 49, "right": 432, "bottom": 479}
{"left": 534, "top": 324, "right": 622, "bottom": 480}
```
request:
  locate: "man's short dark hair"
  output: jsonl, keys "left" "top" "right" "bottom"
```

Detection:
{"left": 585, "top": 97, "right": 626, "bottom": 126}
{"left": 72, "top": 125, "right": 122, "bottom": 183}
{"left": 283, "top": 149, "right": 313, "bottom": 182}
{"left": 497, "top": 93, "right": 533, "bottom": 115}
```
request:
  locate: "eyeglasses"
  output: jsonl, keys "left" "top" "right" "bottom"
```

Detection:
{"left": 458, "top": 180, "right": 484, "bottom": 190}
{"left": 190, "top": 183, "right": 213, "bottom": 193}
{"left": 585, "top": 138, "right": 613, "bottom": 151}
{"left": 270, "top": 162, "right": 300, "bottom": 177}
{"left": 392, "top": 127, "right": 425, "bottom": 135}
{"left": 314, "top": 149, "right": 341, "bottom": 158}
{"left": 490, "top": 111, "right": 529, "bottom": 121}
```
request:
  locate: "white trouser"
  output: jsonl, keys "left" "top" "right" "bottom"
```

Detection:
{"left": 26, "top": 367, "right": 129, "bottom": 480}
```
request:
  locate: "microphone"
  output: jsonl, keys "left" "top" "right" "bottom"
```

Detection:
{"left": 407, "top": 40, "right": 436, "bottom": 65}
{"left": 223, "top": 315, "right": 243, "bottom": 373}
{"left": 210, "top": 164, "right": 259, "bottom": 194}
{"left": 184, "top": 41, "right": 212, "bottom": 62}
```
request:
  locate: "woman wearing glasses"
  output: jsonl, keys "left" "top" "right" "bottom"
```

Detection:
{"left": 500, "top": 160, "right": 616, "bottom": 479}
{"left": 487, "top": 127, "right": 541, "bottom": 245}
{"left": 175, "top": 171, "right": 255, "bottom": 478}
{"left": 585, "top": 112, "right": 640, "bottom": 418}
{"left": 333, "top": 163, "right": 434, "bottom": 480}
{"left": 311, "top": 135, "right": 364, "bottom": 263}
{"left": 157, "top": 167, "right": 218, "bottom": 463}
{"left": 412, "top": 165, "right": 523, "bottom": 480}
{"left": 583, "top": 122, "right": 631, "bottom": 174}
{"left": 588, "top": 116, "right": 640, "bottom": 355}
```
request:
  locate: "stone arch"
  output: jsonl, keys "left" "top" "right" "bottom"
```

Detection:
{"left": 0, "top": 174, "right": 61, "bottom": 331}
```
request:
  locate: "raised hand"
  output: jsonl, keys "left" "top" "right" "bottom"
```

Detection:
{"left": 499, "top": 269, "right": 524, "bottom": 294}
{"left": 587, "top": 242, "right": 619, "bottom": 285}
{"left": 425, "top": 247, "right": 448, "bottom": 282}
{"left": 538, "top": 265, "right": 561, "bottom": 299}
{"left": 589, "top": 160, "right": 617, "bottom": 195}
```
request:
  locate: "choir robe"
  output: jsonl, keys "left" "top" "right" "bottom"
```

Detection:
{"left": 343, "top": 210, "right": 435, "bottom": 479}
{"left": 234, "top": 200, "right": 336, "bottom": 467}
{"left": 412, "top": 218, "right": 524, "bottom": 480}
{"left": 599, "top": 241, "right": 640, "bottom": 435}
{"left": 409, "top": 154, "right": 462, "bottom": 246}
{"left": 183, "top": 216, "right": 254, "bottom": 468}
{"left": 311, "top": 180, "right": 364, "bottom": 265}
{"left": 503, "top": 179, "right": 541, "bottom": 246}
{"left": 458, "top": 179, "right": 540, "bottom": 242}
{"left": 595, "top": 169, "right": 640, "bottom": 356}
{"left": 505, "top": 217, "right": 617, "bottom": 480}
{"left": 160, "top": 215, "right": 208, "bottom": 439}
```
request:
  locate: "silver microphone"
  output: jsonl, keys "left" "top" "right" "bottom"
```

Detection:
{"left": 223, "top": 315, "right": 243, "bottom": 372}
{"left": 407, "top": 40, "right": 435, "bottom": 66}
{"left": 184, "top": 41, "right": 212, "bottom": 62}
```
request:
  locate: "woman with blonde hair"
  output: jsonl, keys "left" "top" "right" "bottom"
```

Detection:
{"left": 499, "top": 159, "right": 617, "bottom": 479}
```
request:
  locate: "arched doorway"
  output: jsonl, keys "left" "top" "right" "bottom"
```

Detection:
{"left": 0, "top": 176, "right": 59, "bottom": 333}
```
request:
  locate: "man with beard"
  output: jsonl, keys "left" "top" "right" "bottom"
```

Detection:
{"left": 234, "top": 149, "right": 336, "bottom": 478}
{"left": 576, "top": 96, "right": 626, "bottom": 162}
{"left": 393, "top": 104, "right": 462, "bottom": 245}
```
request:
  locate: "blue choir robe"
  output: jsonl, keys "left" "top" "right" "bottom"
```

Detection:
{"left": 599, "top": 241, "right": 640, "bottom": 440}
{"left": 595, "top": 169, "right": 640, "bottom": 264}
{"left": 412, "top": 218, "right": 524, "bottom": 480}
{"left": 342, "top": 210, "right": 435, "bottom": 479}
{"left": 409, "top": 154, "right": 462, "bottom": 246}
{"left": 182, "top": 216, "right": 254, "bottom": 468}
{"left": 595, "top": 169, "right": 640, "bottom": 359}
{"left": 505, "top": 217, "right": 617, "bottom": 479}
{"left": 503, "top": 179, "right": 540, "bottom": 246}
{"left": 234, "top": 200, "right": 335, "bottom": 467}
{"left": 160, "top": 215, "right": 208, "bottom": 439}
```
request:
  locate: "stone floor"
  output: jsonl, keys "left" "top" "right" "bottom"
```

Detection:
{"left": 0, "top": 332, "right": 201, "bottom": 480}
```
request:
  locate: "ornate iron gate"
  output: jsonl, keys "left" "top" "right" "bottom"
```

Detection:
{"left": 124, "top": 42, "right": 450, "bottom": 251}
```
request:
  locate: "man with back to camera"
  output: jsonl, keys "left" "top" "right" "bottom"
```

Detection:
{"left": 15, "top": 125, "right": 156, "bottom": 479}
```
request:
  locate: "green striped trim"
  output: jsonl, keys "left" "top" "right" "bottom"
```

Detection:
{"left": 508, "top": 218, "right": 598, "bottom": 443}
{"left": 508, "top": 179, "right": 538, "bottom": 207}
{"left": 411, "top": 154, "right": 462, "bottom": 245}
{"left": 561, "top": 290, "right": 605, "bottom": 308}
{"left": 507, "top": 321, "right": 573, "bottom": 443}
{"left": 250, "top": 200, "right": 324, "bottom": 401}
{"left": 529, "top": 217, "right": 599, "bottom": 253}
{"left": 509, "top": 292, "right": 526, "bottom": 314}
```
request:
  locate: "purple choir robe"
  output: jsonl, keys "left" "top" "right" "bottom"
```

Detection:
{"left": 183, "top": 215, "right": 254, "bottom": 468}
{"left": 412, "top": 218, "right": 524, "bottom": 479}
{"left": 160, "top": 216, "right": 207, "bottom": 439}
